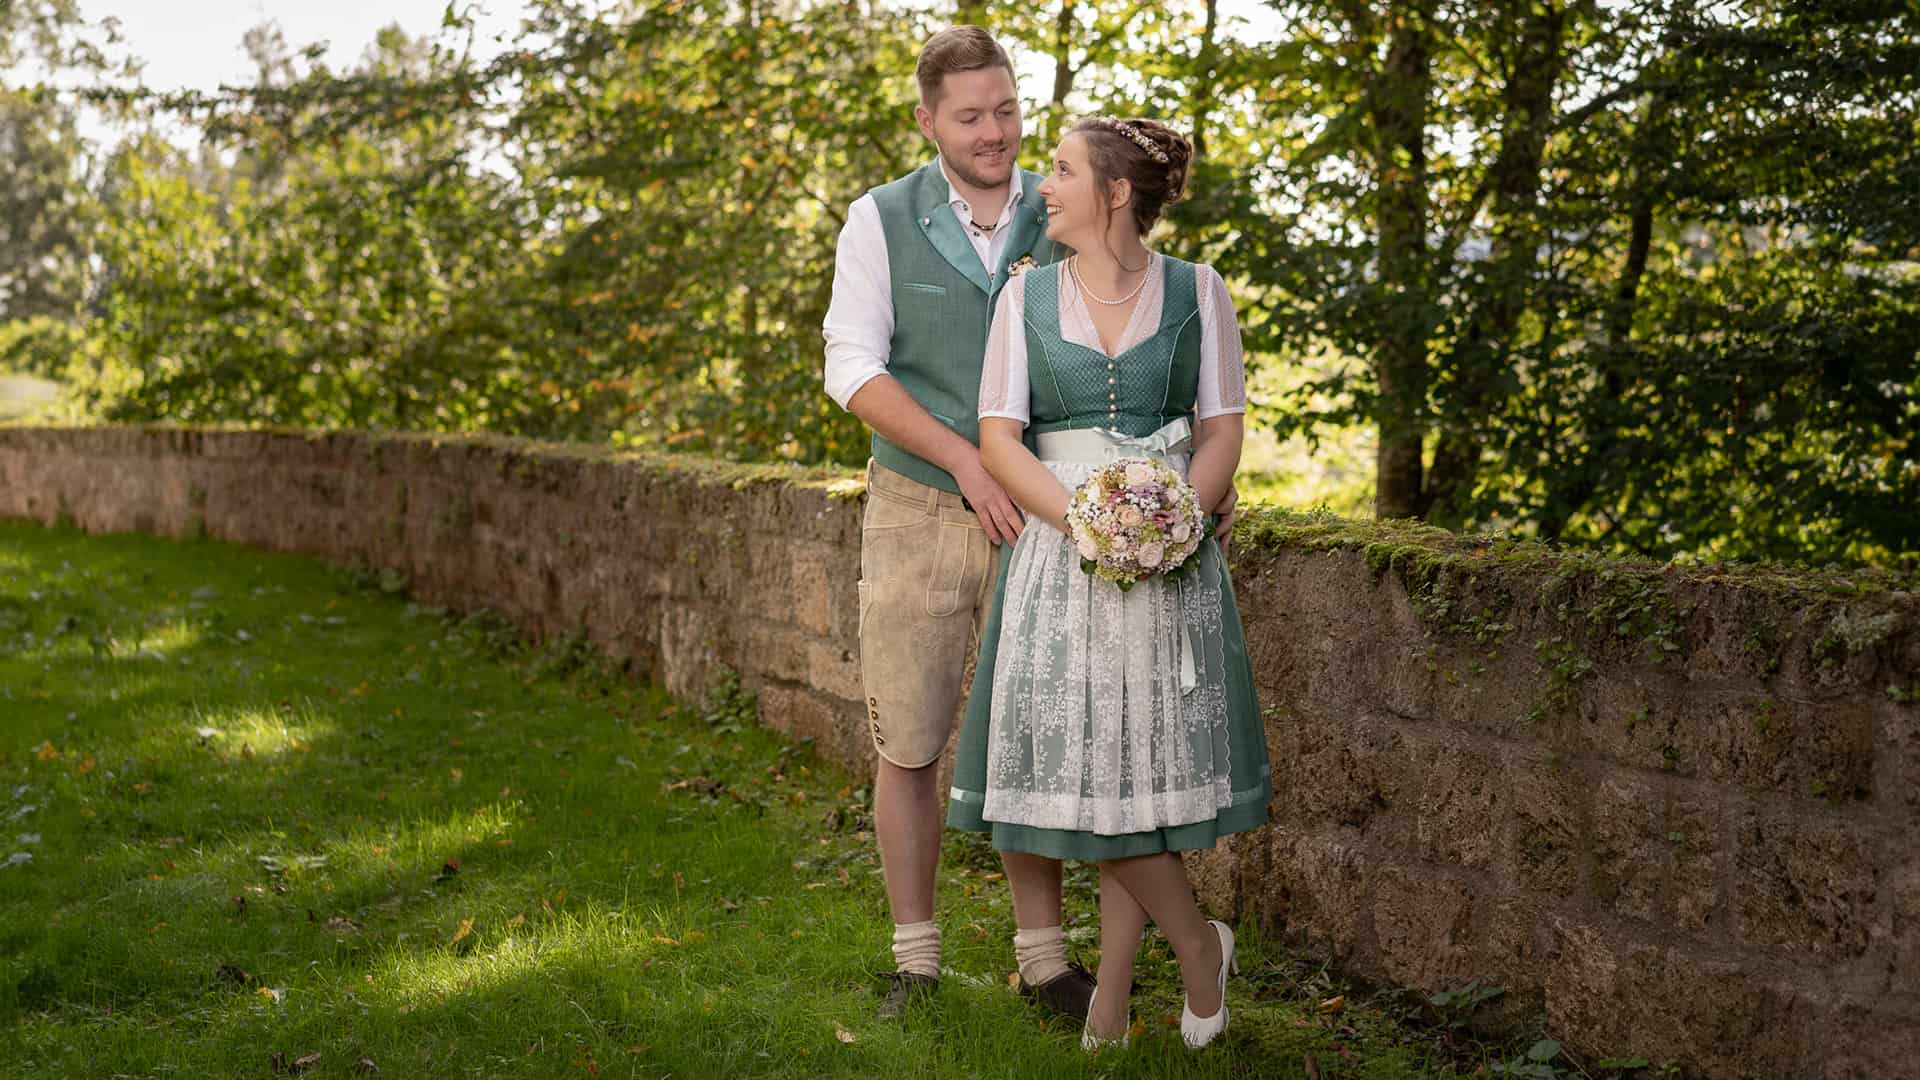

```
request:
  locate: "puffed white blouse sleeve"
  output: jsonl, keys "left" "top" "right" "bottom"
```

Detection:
{"left": 1195, "top": 263, "right": 1247, "bottom": 420}
{"left": 977, "top": 271, "right": 1032, "bottom": 426}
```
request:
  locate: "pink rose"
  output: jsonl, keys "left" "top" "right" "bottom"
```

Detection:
{"left": 1170, "top": 521, "right": 1191, "bottom": 543}
{"left": 1124, "top": 462, "right": 1156, "bottom": 487}
{"left": 1138, "top": 542, "right": 1165, "bottom": 568}
{"left": 1117, "top": 505, "right": 1144, "bottom": 528}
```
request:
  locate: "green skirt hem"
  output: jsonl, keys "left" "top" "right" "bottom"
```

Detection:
{"left": 945, "top": 787, "right": 1271, "bottom": 860}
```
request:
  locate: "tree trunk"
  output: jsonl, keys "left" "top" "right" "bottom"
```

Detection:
{"left": 1425, "top": 0, "right": 1565, "bottom": 527}
{"left": 1368, "top": 4, "right": 1433, "bottom": 520}
{"left": 1191, "top": 0, "right": 1218, "bottom": 163}
{"left": 1046, "top": 1, "right": 1078, "bottom": 148}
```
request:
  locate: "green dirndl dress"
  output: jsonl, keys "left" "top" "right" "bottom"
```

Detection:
{"left": 945, "top": 256, "right": 1272, "bottom": 859}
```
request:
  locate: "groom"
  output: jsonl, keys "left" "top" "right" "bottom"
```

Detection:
{"left": 821, "top": 26, "right": 1092, "bottom": 1023}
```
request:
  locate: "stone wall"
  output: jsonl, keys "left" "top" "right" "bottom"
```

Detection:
{"left": 2, "top": 425, "right": 1916, "bottom": 1077}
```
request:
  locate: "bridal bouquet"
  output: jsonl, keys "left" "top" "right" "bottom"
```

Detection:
{"left": 1066, "top": 457, "right": 1207, "bottom": 590}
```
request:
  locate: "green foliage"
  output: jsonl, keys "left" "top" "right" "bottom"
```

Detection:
{"left": 1183, "top": 1, "right": 1920, "bottom": 566}
{"left": 6, "top": 0, "right": 1917, "bottom": 568}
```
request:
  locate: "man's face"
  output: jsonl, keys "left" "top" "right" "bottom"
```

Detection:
{"left": 915, "top": 66, "right": 1022, "bottom": 192}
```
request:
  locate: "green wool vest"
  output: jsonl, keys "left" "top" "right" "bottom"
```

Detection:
{"left": 867, "top": 161, "right": 1059, "bottom": 494}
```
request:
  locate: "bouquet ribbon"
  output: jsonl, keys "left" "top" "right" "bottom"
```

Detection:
{"left": 1034, "top": 417, "right": 1203, "bottom": 694}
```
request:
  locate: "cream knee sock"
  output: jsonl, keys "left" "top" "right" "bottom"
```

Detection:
{"left": 1014, "top": 924, "right": 1070, "bottom": 986}
{"left": 892, "top": 920, "right": 941, "bottom": 979}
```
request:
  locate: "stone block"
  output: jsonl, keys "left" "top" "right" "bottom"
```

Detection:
{"left": 1371, "top": 864, "right": 1478, "bottom": 991}
{"left": 1270, "top": 708, "right": 1408, "bottom": 830}
{"left": 1407, "top": 733, "right": 1505, "bottom": 872}
{"left": 1816, "top": 996, "right": 1920, "bottom": 1079}
{"left": 1643, "top": 948, "right": 1813, "bottom": 1078}
{"left": 1587, "top": 769, "right": 1664, "bottom": 923}
{"left": 787, "top": 540, "right": 840, "bottom": 637}
{"left": 1542, "top": 917, "right": 1664, "bottom": 1056}
{"left": 1256, "top": 825, "right": 1369, "bottom": 959}
{"left": 1666, "top": 785, "right": 1727, "bottom": 936}
{"left": 1694, "top": 695, "right": 1875, "bottom": 801}
{"left": 1731, "top": 803, "right": 1875, "bottom": 959}
{"left": 1504, "top": 747, "right": 1582, "bottom": 898}
{"left": 756, "top": 684, "right": 866, "bottom": 770}
{"left": 733, "top": 620, "right": 811, "bottom": 686}
{"left": 807, "top": 639, "right": 863, "bottom": 704}
{"left": 1885, "top": 856, "right": 1920, "bottom": 997}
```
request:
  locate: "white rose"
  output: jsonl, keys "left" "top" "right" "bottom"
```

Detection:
{"left": 1117, "top": 505, "right": 1144, "bottom": 528}
{"left": 1138, "top": 542, "right": 1165, "bottom": 568}
{"left": 1078, "top": 535, "right": 1101, "bottom": 561}
{"left": 1124, "top": 462, "right": 1156, "bottom": 488}
{"left": 1170, "top": 521, "right": 1191, "bottom": 543}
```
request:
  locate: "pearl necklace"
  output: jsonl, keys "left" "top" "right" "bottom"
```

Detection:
{"left": 1069, "top": 254, "right": 1153, "bottom": 306}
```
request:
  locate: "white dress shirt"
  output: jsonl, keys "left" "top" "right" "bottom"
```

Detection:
{"left": 822, "top": 157, "right": 1027, "bottom": 410}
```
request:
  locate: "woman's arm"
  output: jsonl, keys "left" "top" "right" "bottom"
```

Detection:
{"left": 1193, "top": 264, "right": 1247, "bottom": 538}
{"left": 1187, "top": 412, "right": 1243, "bottom": 515}
{"left": 979, "top": 418, "right": 1074, "bottom": 533}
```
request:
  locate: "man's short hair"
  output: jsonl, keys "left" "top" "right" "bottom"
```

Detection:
{"left": 915, "top": 26, "right": 1015, "bottom": 109}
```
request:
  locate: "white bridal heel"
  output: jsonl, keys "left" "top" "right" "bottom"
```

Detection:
{"left": 1180, "top": 919, "right": 1237, "bottom": 1049}
{"left": 1080, "top": 985, "right": 1130, "bottom": 1051}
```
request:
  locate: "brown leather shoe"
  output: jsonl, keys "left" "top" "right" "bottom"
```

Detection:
{"left": 876, "top": 971, "right": 938, "bottom": 1021}
{"left": 1018, "top": 962, "right": 1096, "bottom": 1024}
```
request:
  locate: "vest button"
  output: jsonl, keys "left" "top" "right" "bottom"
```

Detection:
{"left": 920, "top": 217, "right": 931, "bottom": 226}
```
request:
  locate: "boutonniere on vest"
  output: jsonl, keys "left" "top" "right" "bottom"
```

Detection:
{"left": 1006, "top": 255, "right": 1038, "bottom": 279}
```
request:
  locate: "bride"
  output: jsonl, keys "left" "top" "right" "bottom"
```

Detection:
{"left": 945, "top": 114, "right": 1273, "bottom": 1050}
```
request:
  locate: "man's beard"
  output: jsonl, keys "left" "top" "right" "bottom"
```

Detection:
{"left": 940, "top": 137, "right": 1015, "bottom": 190}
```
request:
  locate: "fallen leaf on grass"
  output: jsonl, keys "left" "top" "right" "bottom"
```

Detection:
{"left": 74, "top": 754, "right": 95, "bottom": 776}
{"left": 216, "top": 963, "right": 253, "bottom": 988}
{"left": 449, "top": 917, "right": 475, "bottom": 947}
{"left": 256, "top": 985, "right": 284, "bottom": 1004}
{"left": 1318, "top": 994, "right": 1346, "bottom": 1014}
{"left": 325, "top": 916, "right": 360, "bottom": 934}
{"left": 431, "top": 858, "right": 461, "bottom": 884}
{"left": 1305, "top": 1053, "right": 1322, "bottom": 1080}
{"left": 34, "top": 741, "right": 59, "bottom": 762}
{"left": 267, "top": 1050, "right": 320, "bottom": 1073}
{"left": 834, "top": 1024, "right": 857, "bottom": 1044}
{"left": 351, "top": 1058, "right": 378, "bottom": 1075}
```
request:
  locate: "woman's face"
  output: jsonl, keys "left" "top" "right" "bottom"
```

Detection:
{"left": 1037, "top": 133, "right": 1109, "bottom": 247}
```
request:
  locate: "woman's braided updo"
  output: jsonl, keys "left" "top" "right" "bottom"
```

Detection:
{"left": 1068, "top": 116, "right": 1194, "bottom": 236}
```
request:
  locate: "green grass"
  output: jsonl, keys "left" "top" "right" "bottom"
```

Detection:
{"left": 0, "top": 520, "right": 1528, "bottom": 1078}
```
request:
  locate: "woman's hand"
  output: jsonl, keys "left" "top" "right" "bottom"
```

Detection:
{"left": 1213, "top": 483, "right": 1238, "bottom": 555}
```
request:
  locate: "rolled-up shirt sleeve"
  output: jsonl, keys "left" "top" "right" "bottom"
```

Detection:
{"left": 822, "top": 194, "right": 893, "bottom": 410}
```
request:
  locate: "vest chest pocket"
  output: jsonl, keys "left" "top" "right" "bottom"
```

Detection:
{"left": 900, "top": 282, "right": 948, "bottom": 296}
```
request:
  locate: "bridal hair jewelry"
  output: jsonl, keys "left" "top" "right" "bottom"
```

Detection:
{"left": 1087, "top": 116, "right": 1170, "bottom": 163}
